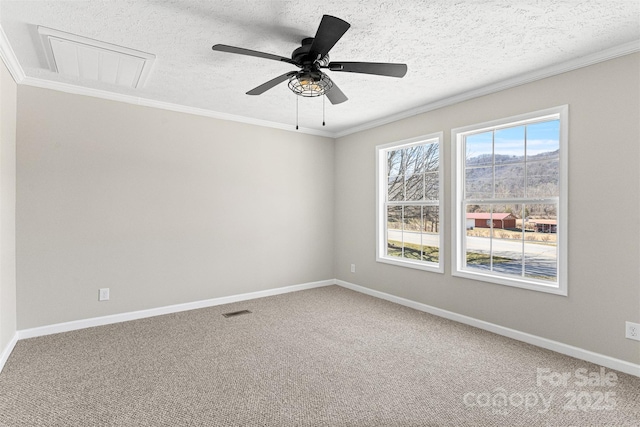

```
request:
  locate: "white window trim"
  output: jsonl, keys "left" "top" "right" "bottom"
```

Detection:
{"left": 376, "top": 132, "right": 444, "bottom": 273}
{"left": 451, "top": 105, "right": 568, "bottom": 295}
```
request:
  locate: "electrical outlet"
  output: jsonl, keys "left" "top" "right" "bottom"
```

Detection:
{"left": 626, "top": 321, "right": 640, "bottom": 341}
{"left": 98, "top": 288, "right": 110, "bottom": 301}
{"left": 350, "top": 264, "right": 356, "bottom": 273}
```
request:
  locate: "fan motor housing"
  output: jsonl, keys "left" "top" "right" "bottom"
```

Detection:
{"left": 292, "top": 38, "right": 316, "bottom": 64}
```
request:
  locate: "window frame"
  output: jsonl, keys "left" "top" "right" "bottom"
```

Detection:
{"left": 376, "top": 132, "right": 444, "bottom": 273}
{"left": 451, "top": 106, "right": 568, "bottom": 295}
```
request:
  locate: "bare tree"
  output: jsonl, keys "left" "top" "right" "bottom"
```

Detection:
{"left": 387, "top": 144, "right": 439, "bottom": 202}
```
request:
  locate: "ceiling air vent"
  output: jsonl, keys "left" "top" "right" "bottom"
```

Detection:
{"left": 38, "top": 26, "right": 155, "bottom": 89}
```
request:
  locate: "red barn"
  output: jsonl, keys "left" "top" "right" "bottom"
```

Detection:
{"left": 466, "top": 213, "right": 517, "bottom": 229}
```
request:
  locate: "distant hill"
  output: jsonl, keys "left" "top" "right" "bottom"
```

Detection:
{"left": 465, "top": 150, "right": 559, "bottom": 216}
{"left": 466, "top": 150, "right": 559, "bottom": 166}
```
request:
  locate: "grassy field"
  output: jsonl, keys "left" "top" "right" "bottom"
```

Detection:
{"left": 387, "top": 240, "right": 438, "bottom": 262}
{"left": 387, "top": 240, "right": 511, "bottom": 264}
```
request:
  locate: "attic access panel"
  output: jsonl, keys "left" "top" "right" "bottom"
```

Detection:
{"left": 38, "top": 26, "right": 155, "bottom": 89}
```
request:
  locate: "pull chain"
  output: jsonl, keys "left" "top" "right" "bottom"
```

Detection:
{"left": 294, "top": 95, "right": 327, "bottom": 129}
{"left": 322, "top": 95, "right": 326, "bottom": 126}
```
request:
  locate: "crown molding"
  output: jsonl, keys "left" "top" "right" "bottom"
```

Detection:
{"left": 0, "top": 25, "right": 25, "bottom": 82}
{"left": 1, "top": 16, "right": 638, "bottom": 140}
{"left": 334, "top": 40, "right": 640, "bottom": 138}
{"left": 19, "top": 76, "right": 335, "bottom": 138}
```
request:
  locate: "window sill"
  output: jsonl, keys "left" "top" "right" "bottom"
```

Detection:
{"left": 377, "top": 255, "right": 443, "bottom": 274}
{"left": 453, "top": 268, "right": 567, "bottom": 296}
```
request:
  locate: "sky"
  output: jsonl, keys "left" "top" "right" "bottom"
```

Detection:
{"left": 466, "top": 119, "right": 560, "bottom": 159}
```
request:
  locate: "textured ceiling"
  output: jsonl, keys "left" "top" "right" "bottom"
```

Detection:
{"left": 1, "top": 1, "right": 639, "bottom": 135}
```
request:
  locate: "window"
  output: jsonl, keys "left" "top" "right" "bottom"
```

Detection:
{"left": 452, "top": 106, "right": 568, "bottom": 295}
{"left": 376, "top": 133, "right": 443, "bottom": 272}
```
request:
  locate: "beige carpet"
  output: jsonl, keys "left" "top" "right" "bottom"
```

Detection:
{"left": 0, "top": 285, "right": 638, "bottom": 426}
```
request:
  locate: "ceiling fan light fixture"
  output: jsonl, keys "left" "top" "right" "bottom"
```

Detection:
{"left": 212, "top": 15, "right": 405, "bottom": 107}
{"left": 288, "top": 72, "right": 333, "bottom": 97}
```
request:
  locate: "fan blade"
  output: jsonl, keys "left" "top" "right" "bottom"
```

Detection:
{"left": 309, "top": 15, "right": 350, "bottom": 59}
{"left": 326, "top": 81, "right": 348, "bottom": 105}
{"left": 327, "top": 62, "right": 408, "bottom": 78}
{"left": 246, "top": 71, "right": 297, "bottom": 95}
{"left": 212, "top": 44, "right": 297, "bottom": 65}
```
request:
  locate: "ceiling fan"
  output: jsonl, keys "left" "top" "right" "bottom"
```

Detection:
{"left": 211, "top": 15, "right": 407, "bottom": 105}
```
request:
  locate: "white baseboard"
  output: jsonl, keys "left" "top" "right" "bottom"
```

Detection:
{"left": 336, "top": 280, "right": 640, "bottom": 378}
{"left": 0, "top": 332, "right": 18, "bottom": 374}
{"left": 7, "top": 278, "right": 638, "bottom": 378}
{"left": 17, "top": 279, "right": 334, "bottom": 340}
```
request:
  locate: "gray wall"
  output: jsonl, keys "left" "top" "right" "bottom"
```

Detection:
{"left": 334, "top": 53, "right": 640, "bottom": 364}
{"left": 10, "top": 53, "right": 640, "bottom": 366}
{"left": 17, "top": 86, "right": 334, "bottom": 329}
{"left": 0, "top": 58, "right": 17, "bottom": 352}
